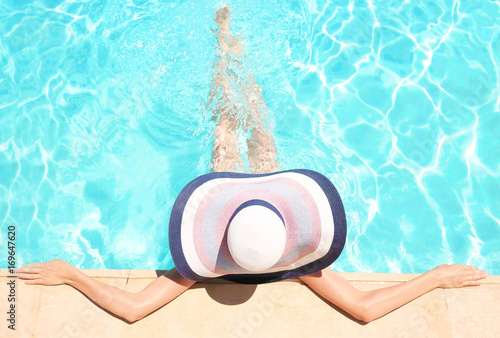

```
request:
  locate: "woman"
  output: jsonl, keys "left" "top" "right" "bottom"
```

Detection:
{"left": 17, "top": 6, "right": 487, "bottom": 324}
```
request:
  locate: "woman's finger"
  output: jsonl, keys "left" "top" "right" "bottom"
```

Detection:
{"left": 473, "top": 273, "right": 487, "bottom": 281}
{"left": 17, "top": 267, "right": 41, "bottom": 274}
{"left": 18, "top": 273, "right": 39, "bottom": 280}
{"left": 19, "top": 263, "right": 35, "bottom": 269}
{"left": 464, "top": 280, "right": 482, "bottom": 287}
{"left": 25, "top": 279, "right": 43, "bottom": 285}
{"left": 20, "top": 262, "right": 43, "bottom": 269}
{"left": 473, "top": 274, "right": 484, "bottom": 280}
{"left": 460, "top": 273, "right": 487, "bottom": 286}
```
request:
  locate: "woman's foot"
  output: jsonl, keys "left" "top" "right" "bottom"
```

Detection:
{"left": 214, "top": 5, "right": 245, "bottom": 56}
{"left": 215, "top": 6, "right": 231, "bottom": 33}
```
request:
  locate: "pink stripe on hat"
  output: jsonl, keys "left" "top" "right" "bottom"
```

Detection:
{"left": 192, "top": 180, "right": 299, "bottom": 274}
{"left": 274, "top": 177, "right": 322, "bottom": 266}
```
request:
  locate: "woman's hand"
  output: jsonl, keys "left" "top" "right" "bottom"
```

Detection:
{"left": 17, "top": 259, "right": 76, "bottom": 286}
{"left": 430, "top": 264, "right": 488, "bottom": 288}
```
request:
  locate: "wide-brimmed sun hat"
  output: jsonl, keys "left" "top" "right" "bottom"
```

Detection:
{"left": 169, "top": 169, "right": 347, "bottom": 284}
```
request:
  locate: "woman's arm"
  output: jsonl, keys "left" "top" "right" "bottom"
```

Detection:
{"left": 17, "top": 259, "right": 195, "bottom": 323}
{"left": 299, "top": 264, "right": 488, "bottom": 323}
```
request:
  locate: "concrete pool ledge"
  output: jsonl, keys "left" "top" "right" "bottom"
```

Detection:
{"left": 1, "top": 269, "right": 499, "bottom": 337}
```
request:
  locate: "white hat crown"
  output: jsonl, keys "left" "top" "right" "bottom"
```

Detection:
{"left": 227, "top": 205, "right": 286, "bottom": 272}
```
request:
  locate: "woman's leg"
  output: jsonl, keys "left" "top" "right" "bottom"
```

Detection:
{"left": 247, "top": 124, "right": 280, "bottom": 174}
{"left": 244, "top": 76, "right": 280, "bottom": 173}
{"left": 211, "top": 105, "right": 245, "bottom": 172}
{"left": 210, "top": 6, "right": 245, "bottom": 172}
{"left": 210, "top": 5, "right": 280, "bottom": 174}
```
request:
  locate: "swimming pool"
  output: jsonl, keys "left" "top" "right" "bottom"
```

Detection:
{"left": 1, "top": 0, "right": 499, "bottom": 275}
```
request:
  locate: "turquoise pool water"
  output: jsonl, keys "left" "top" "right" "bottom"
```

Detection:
{"left": 0, "top": 0, "right": 499, "bottom": 274}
